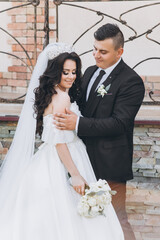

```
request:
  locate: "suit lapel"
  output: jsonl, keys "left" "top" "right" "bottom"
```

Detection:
{"left": 84, "top": 59, "right": 125, "bottom": 117}
{"left": 81, "top": 65, "right": 98, "bottom": 103}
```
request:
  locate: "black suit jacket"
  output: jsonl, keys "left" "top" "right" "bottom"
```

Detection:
{"left": 78, "top": 59, "right": 145, "bottom": 182}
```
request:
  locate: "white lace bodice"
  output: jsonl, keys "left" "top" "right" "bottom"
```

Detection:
{"left": 41, "top": 102, "right": 81, "bottom": 146}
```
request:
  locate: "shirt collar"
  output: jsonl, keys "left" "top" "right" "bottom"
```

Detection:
{"left": 99, "top": 57, "right": 122, "bottom": 75}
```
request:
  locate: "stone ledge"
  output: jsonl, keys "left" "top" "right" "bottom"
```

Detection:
{"left": 0, "top": 103, "right": 160, "bottom": 124}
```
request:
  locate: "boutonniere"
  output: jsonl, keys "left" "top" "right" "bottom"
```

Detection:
{"left": 97, "top": 84, "right": 111, "bottom": 97}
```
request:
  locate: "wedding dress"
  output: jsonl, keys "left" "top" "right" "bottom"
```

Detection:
{"left": 0, "top": 101, "right": 124, "bottom": 240}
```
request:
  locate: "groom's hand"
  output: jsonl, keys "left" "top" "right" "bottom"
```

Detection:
{"left": 53, "top": 108, "right": 77, "bottom": 130}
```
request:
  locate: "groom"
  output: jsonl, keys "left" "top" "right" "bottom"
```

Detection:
{"left": 54, "top": 23, "right": 145, "bottom": 239}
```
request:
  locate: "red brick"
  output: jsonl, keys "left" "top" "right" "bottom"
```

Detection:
{"left": 14, "top": 51, "right": 33, "bottom": 59}
{"left": 7, "top": 39, "right": 17, "bottom": 45}
{"left": 49, "top": 16, "right": 55, "bottom": 24}
{"left": 8, "top": 23, "right": 26, "bottom": 30}
{"left": 37, "top": 16, "right": 45, "bottom": 23}
{"left": 11, "top": 30, "right": 27, "bottom": 37}
{"left": 8, "top": 66, "right": 27, "bottom": 73}
{"left": 7, "top": 79, "right": 27, "bottom": 87}
{"left": 37, "top": 31, "right": 45, "bottom": 38}
{"left": 36, "top": 8, "right": 42, "bottom": 15}
{"left": 27, "top": 59, "right": 36, "bottom": 67}
{"left": 16, "top": 15, "right": 26, "bottom": 23}
{"left": 19, "top": 37, "right": 27, "bottom": 44}
{"left": 154, "top": 83, "right": 160, "bottom": 90}
{"left": 16, "top": 73, "right": 27, "bottom": 80}
{"left": 26, "top": 37, "right": 42, "bottom": 45}
{"left": 27, "top": 15, "right": 35, "bottom": 22}
{"left": 12, "top": 45, "right": 31, "bottom": 52}
{"left": 0, "top": 79, "right": 7, "bottom": 86}
{"left": 26, "top": 45, "right": 35, "bottom": 52}
{"left": 26, "top": 30, "right": 34, "bottom": 37}
{"left": 153, "top": 90, "right": 160, "bottom": 95}
{"left": 0, "top": 72, "right": 2, "bottom": 78}
{"left": 26, "top": 38, "right": 34, "bottom": 45}
{"left": 12, "top": 59, "right": 22, "bottom": 66}
{"left": 42, "top": 8, "right": 45, "bottom": 15}
{"left": 37, "top": 44, "right": 43, "bottom": 51}
{"left": 49, "top": 31, "right": 54, "bottom": 38}
{"left": 147, "top": 76, "right": 160, "bottom": 83}
{"left": 11, "top": 16, "right": 16, "bottom": 23}
{"left": 8, "top": 7, "right": 26, "bottom": 16}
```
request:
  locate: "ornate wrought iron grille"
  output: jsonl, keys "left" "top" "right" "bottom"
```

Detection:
{"left": 0, "top": 0, "right": 160, "bottom": 105}
{"left": 0, "top": 0, "right": 54, "bottom": 103}
{"left": 54, "top": 0, "right": 160, "bottom": 105}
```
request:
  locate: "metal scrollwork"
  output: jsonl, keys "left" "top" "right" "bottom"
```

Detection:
{"left": 53, "top": 0, "right": 62, "bottom": 6}
{"left": 30, "top": 0, "right": 40, "bottom": 7}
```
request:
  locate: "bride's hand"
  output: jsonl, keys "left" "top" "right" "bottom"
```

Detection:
{"left": 71, "top": 175, "right": 88, "bottom": 195}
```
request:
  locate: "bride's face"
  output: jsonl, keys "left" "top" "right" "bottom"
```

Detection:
{"left": 59, "top": 59, "right": 77, "bottom": 91}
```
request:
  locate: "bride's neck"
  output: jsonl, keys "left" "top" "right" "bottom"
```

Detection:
{"left": 57, "top": 84, "right": 66, "bottom": 92}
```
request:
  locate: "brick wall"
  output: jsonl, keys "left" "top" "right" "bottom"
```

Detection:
{"left": 142, "top": 76, "right": 160, "bottom": 98}
{"left": 0, "top": 0, "right": 55, "bottom": 95}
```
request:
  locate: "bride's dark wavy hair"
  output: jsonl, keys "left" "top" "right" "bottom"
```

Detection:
{"left": 34, "top": 52, "right": 82, "bottom": 136}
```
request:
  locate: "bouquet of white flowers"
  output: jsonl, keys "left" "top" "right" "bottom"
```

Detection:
{"left": 77, "top": 179, "right": 116, "bottom": 218}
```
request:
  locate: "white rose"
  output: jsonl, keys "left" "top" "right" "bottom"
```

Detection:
{"left": 89, "top": 184, "right": 99, "bottom": 193}
{"left": 78, "top": 202, "right": 90, "bottom": 216}
{"left": 98, "top": 84, "right": 104, "bottom": 91}
{"left": 102, "top": 184, "right": 110, "bottom": 191}
{"left": 97, "top": 179, "right": 107, "bottom": 187}
{"left": 81, "top": 195, "right": 88, "bottom": 203}
{"left": 90, "top": 206, "right": 100, "bottom": 217}
{"left": 103, "top": 193, "right": 112, "bottom": 205}
{"left": 87, "top": 197, "right": 97, "bottom": 207}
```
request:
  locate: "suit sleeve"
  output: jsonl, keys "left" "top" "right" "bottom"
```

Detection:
{"left": 78, "top": 76, "right": 145, "bottom": 137}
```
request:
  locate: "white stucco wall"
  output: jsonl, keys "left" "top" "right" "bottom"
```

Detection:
{"left": 0, "top": 3, "right": 12, "bottom": 72}
{"left": 58, "top": 1, "right": 160, "bottom": 75}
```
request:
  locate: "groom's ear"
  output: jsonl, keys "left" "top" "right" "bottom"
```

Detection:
{"left": 117, "top": 47, "right": 123, "bottom": 59}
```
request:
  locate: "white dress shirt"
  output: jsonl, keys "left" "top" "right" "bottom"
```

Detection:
{"left": 86, "top": 58, "right": 121, "bottom": 101}
{"left": 75, "top": 58, "right": 122, "bottom": 132}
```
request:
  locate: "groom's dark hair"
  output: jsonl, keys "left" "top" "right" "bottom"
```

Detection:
{"left": 94, "top": 23, "right": 124, "bottom": 50}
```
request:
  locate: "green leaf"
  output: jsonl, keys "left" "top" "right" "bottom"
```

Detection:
{"left": 105, "top": 84, "right": 111, "bottom": 92}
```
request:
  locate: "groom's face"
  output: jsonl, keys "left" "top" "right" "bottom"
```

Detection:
{"left": 93, "top": 38, "right": 123, "bottom": 69}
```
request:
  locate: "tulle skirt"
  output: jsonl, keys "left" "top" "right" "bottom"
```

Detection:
{"left": 0, "top": 139, "right": 124, "bottom": 240}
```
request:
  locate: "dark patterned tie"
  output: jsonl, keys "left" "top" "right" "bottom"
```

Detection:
{"left": 87, "top": 70, "right": 106, "bottom": 101}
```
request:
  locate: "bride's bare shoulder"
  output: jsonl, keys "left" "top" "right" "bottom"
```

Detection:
{"left": 52, "top": 89, "right": 71, "bottom": 113}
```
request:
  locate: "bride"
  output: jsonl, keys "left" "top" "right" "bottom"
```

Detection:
{"left": 0, "top": 43, "right": 124, "bottom": 240}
